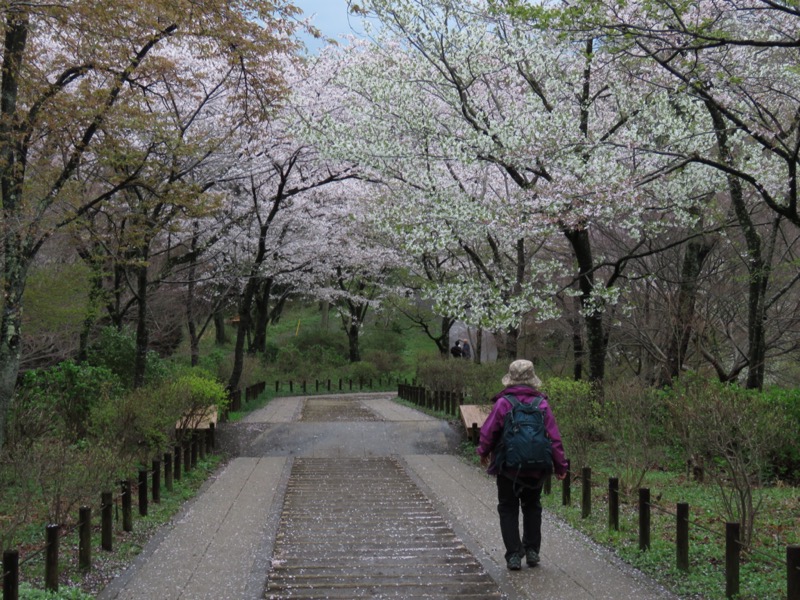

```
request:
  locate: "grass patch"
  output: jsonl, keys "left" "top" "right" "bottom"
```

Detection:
{"left": 539, "top": 470, "right": 795, "bottom": 600}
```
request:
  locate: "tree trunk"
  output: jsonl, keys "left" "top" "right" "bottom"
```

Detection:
{"left": 346, "top": 320, "right": 361, "bottom": 363}
{"left": 475, "top": 328, "right": 483, "bottom": 364}
{"left": 214, "top": 311, "right": 227, "bottom": 345}
{"left": 707, "top": 102, "right": 770, "bottom": 390}
{"left": 437, "top": 315, "right": 453, "bottom": 356}
{"left": 0, "top": 252, "right": 27, "bottom": 450}
{"left": 571, "top": 294, "right": 584, "bottom": 381}
{"left": 564, "top": 227, "right": 606, "bottom": 385}
{"left": 662, "top": 233, "right": 715, "bottom": 386}
{"left": 133, "top": 252, "right": 150, "bottom": 388}
{"left": 0, "top": 13, "right": 30, "bottom": 449}
{"left": 228, "top": 277, "right": 258, "bottom": 392}
{"left": 250, "top": 279, "right": 271, "bottom": 354}
{"left": 320, "top": 300, "right": 330, "bottom": 330}
{"left": 185, "top": 225, "right": 201, "bottom": 366}
{"left": 78, "top": 257, "right": 105, "bottom": 362}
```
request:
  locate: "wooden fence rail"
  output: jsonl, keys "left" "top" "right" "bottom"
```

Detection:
{"left": 467, "top": 430, "right": 800, "bottom": 600}
{"left": 396, "top": 383, "right": 465, "bottom": 418}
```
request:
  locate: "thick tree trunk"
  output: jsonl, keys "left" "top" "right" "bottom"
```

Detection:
{"left": 707, "top": 103, "right": 770, "bottom": 390}
{"left": 347, "top": 321, "right": 361, "bottom": 363}
{"left": 0, "top": 255, "right": 27, "bottom": 450}
{"left": 228, "top": 277, "right": 258, "bottom": 392}
{"left": 571, "top": 295, "right": 584, "bottom": 381}
{"left": 214, "top": 311, "right": 227, "bottom": 345}
{"left": 437, "top": 315, "right": 453, "bottom": 356}
{"left": 564, "top": 228, "right": 606, "bottom": 385}
{"left": 250, "top": 279, "right": 270, "bottom": 354}
{"left": 0, "top": 13, "right": 30, "bottom": 449}
{"left": 320, "top": 300, "right": 330, "bottom": 330}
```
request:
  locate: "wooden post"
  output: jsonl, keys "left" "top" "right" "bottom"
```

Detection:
{"left": 3, "top": 549, "right": 19, "bottom": 600}
{"left": 290, "top": 380, "right": 294, "bottom": 393}
{"left": 45, "top": 524, "right": 59, "bottom": 591}
{"left": 79, "top": 506, "right": 91, "bottom": 571}
{"left": 562, "top": 460, "right": 571, "bottom": 506}
{"left": 101, "top": 492, "right": 113, "bottom": 551}
{"left": 639, "top": 488, "right": 651, "bottom": 551}
{"left": 138, "top": 468, "right": 148, "bottom": 517}
{"left": 209, "top": 422, "right": 216, "bottom": 450}
{"left": 608, "top": 477, "right": 619, "bottom": 531}
{"left": 471, "top": 423, "right": 479, "bottom": 445}
{"left": 581, "top": 467, "right": 591, "bottom": 519}
{"left": 121, "top": 480, "right": 133, "bottom": 532}
{"left": 788, "top": 545, "right": 800, "bottom": 600}
{"left": 677, "top": 503, "right": 689, "bottom": 571}
{"left": 725, "top": 522, "right": 741, "bottom": 598}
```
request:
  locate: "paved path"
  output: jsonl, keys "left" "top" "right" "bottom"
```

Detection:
{"left": 98, "top": 392, "right": 679, "bottom": 600}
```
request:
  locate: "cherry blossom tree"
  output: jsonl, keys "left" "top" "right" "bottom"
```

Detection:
{"left": 519, "top": 0, "right": 800, "bottom": 388}
{"left": 0, "top": 0, "right": 301, "bottom": 446}
{"left": 312, "top": 0, "right": 722, "bottom": 386}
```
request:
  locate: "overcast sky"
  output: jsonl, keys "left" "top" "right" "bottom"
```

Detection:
{"left": 292, "top": 0, "right": 365, "bottom": 52}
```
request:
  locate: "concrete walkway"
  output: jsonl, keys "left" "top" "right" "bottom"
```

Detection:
{"left": 98, "top": 393, "right": 679, "bottom": 600}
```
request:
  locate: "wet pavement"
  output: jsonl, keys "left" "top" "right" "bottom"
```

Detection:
{"left": 98, "top": 392, "right": 679, "bottom": 600}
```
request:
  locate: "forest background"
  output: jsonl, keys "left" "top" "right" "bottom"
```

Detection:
{"left": 1, "top": 0, "right": 799, "bottom": 598}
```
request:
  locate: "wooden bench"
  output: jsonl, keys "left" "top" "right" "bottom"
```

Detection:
{"left": 176, "top": 405, "right": 218, "bottom": 430}
{"left": 459, "top": 404, "right": 491, "bottom": 442}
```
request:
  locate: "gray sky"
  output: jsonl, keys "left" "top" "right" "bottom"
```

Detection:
{"left": 292, "top": 0, "right": 364, "bottom": 52}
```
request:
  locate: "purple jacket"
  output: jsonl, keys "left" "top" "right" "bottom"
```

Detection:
{"left": 476, "top": 385, "right": 568, "bottom": 477}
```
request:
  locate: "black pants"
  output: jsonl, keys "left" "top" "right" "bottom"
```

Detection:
{"left": 496, "top": 474, "right": 543, "bottom": 560}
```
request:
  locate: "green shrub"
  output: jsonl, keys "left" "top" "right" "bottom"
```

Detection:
{"left": 291, "top": 328, "right": 348, "bottom": 359}
{"left": 8, "top": 437, "right": 119, "bottom": 525}
{"left": 89, "top": 369, "right": 227, "bottom": 460}
{"left": 601, "top": 379, "right": 669, "bottom": 496}
{"left": 86, "top": 326, "right": 169, "bottom": 387}
{"left": 343, "top": 361, "right": 380, "bottom": 383}
{"left": 362, "top": 349, "right": 404, "bottom": 376}
{"left": 12, "top": 361, "right": 123, "bottom": 441}
{"left": 415, "top": 357, "right": 506, "bottom": 402}
{"left": 663, "top": 375, "right": 797, "bottom": 546}
{"left": 540, "top": 377, "right": 597, "bottom": 472}
{"left": 754, "top": 387, "right": 800, "bottom": 483}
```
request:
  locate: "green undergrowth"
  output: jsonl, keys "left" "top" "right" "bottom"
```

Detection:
{"left": 14, "top": 454, "right": 223, "bottom": 599}
{"left": 540, "top": 470, "right": 794, "bottom": 600}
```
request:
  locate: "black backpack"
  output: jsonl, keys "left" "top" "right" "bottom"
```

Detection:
{"left": 494, "top": 394, "right": 553, "bottom": 476}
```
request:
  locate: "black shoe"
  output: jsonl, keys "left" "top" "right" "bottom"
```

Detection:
{"left": 525, "top": 549, "right": 540, "bottom": 566}
{"left": 506, "top": 554, "right": 522, "bottom": 570}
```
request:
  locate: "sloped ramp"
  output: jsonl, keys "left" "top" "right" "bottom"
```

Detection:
{"left": 265, "top": 457, "right": 502, "bottom": 599}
